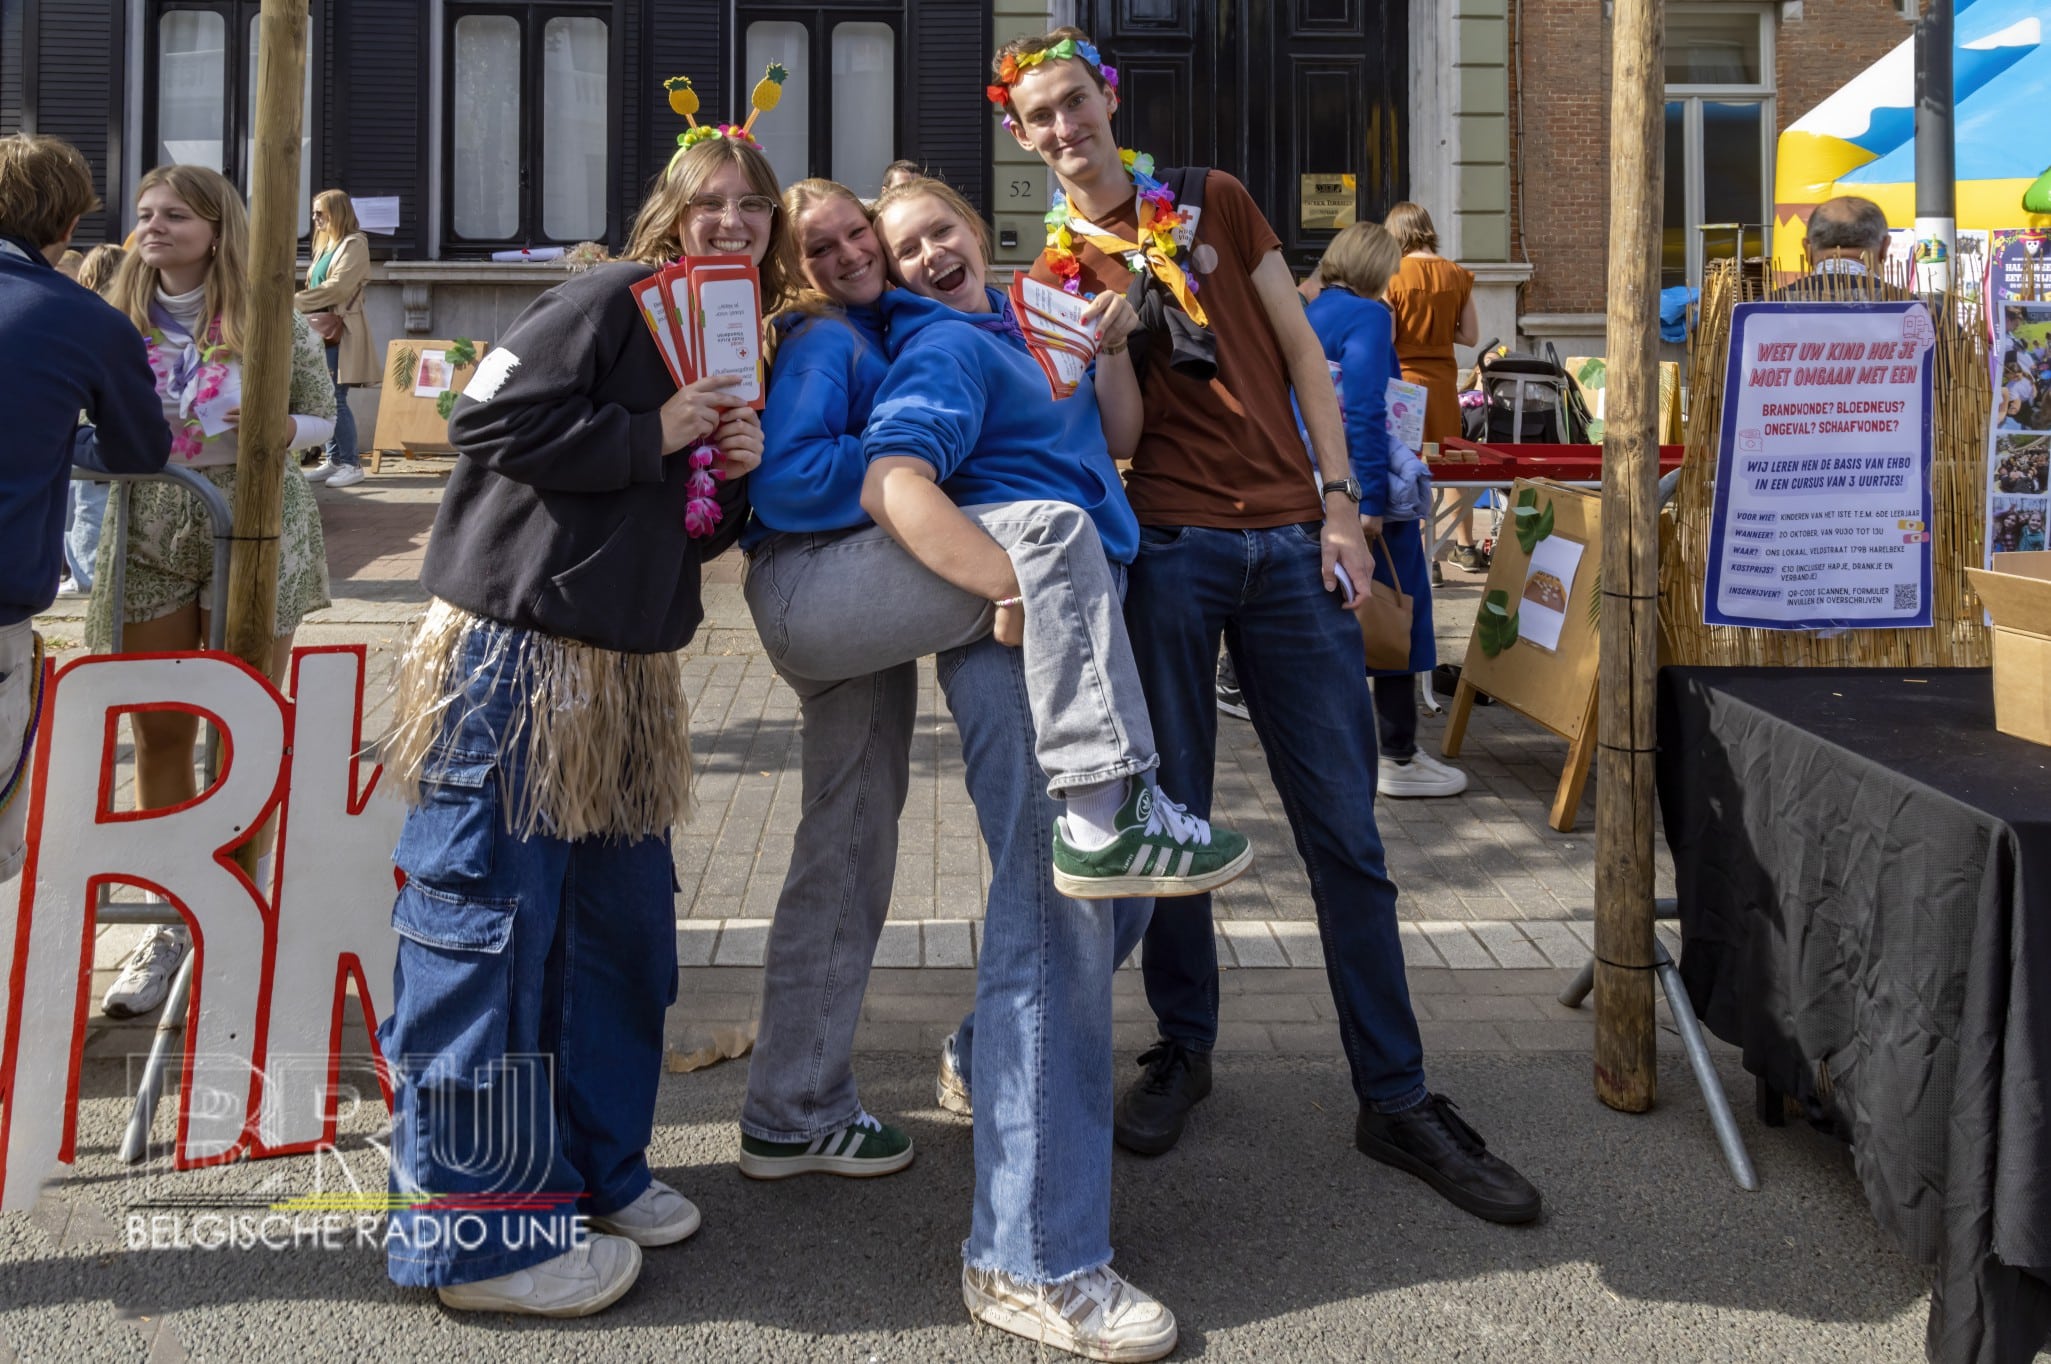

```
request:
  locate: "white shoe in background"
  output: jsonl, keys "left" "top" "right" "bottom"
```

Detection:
{"left": 324, "top": 464, "right": 366, "bottom": 489}
{"left": 1378, "top": 751, "right": 1470, "bottom": 799}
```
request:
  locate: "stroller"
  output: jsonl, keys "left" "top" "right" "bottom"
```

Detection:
{"left": 1462, "top": 340, "right": 1592, "bottom": 444}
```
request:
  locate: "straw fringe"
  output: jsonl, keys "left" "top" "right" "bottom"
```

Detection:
{"left": 1663, "top": 261, "right": 1996, "bottom": 668}
{"left": 383, "top": 600, "right": 695, "bottom": 841}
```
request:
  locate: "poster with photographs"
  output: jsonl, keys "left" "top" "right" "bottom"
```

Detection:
{"left": 1985, "top": 245, "right": 2050, "bottom": 576}
{"left": 412, "top": 349, "right": 453, "bottom": 398}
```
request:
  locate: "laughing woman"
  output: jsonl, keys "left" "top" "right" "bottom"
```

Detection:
{"left": 376, "top": 133, "right": 777, "bottom": 1319}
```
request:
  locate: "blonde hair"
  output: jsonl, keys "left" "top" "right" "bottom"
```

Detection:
{"left": 777, "top": 178, "right": 876, "bottom": 324}
{"left": 0, "top": 133, "right": 99, "bottom": 248}
{"left": 310, "top": 188, "right": 360, "bottom": 259}
{"left": 76, "top": 243, "right": 126, "bottom": 295}
{"left": 1315, "top": 223, "right": 1403, "bottom": 299}
{"left": 871, "top": 177, "right": 991, "bottom": 273}
{"left": 1382, "top": 202, "right": 1439, "bottom": 256}
{"left": 112, "top": 165, "right": 250, "bottom": 357}
{"left": 624, "top": 137, "right": 790, "bottom": 311}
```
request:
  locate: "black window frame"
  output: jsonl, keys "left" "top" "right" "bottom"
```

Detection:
{"left": 734, "top": 2, "right": 904, "bottom": 196}
{"left": 141, "top": 0, "right": 324, "bottom": 238}
{"left": 440, "top": 0, "right": 622, "bottom": 256}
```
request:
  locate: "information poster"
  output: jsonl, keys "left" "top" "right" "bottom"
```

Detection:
{"left": 1706, "top": 301, "right": 1935, "bottom": 630}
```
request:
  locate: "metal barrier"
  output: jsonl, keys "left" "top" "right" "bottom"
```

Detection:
{"left": 74, "top": 464, "right": 234, "bottom": 1161}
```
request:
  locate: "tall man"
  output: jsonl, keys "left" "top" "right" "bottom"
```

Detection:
{"left": 0, "top": 134, "right": 172, "bottom": 877}
{"left": 990, "top": 29, "right": 1541, "bottom": 1225}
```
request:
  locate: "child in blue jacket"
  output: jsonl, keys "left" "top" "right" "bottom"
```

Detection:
{"left": 1304, "top": 223, "right": 1467, "bottom": 798}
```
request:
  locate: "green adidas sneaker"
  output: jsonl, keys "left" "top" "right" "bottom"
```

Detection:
{"left": 737, "top": 1110, "right": 915, "bottom": 1180}
{"left": 1053, "top": 780, "right": 1253, "bottom": 900}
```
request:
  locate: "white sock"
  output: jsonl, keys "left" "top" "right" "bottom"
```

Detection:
{"left": 1061, "top": 778, "right": 1129, "bottom": 851}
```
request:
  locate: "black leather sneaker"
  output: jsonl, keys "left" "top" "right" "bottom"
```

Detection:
{"left": 1355, "top": 1094, "right": 1543, "bottom": 1225}
{"left": 1114, "top": 1041, "right": 1213, "bottom": 1156}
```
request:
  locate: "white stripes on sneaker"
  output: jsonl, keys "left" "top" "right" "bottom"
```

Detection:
{"left": 807, "top": 1128, "right": 864, "bottom": 1158}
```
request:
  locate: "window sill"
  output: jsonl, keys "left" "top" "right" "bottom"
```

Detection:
{"left": 372, "top": 260, "right": 584, "bottom": 284}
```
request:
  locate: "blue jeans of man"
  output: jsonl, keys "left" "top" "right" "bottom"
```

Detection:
{"left": 1125, "top": 522, "right": 1428, "bottom": 1113}
{"left": 939, "top": 632, "right": 1122, "bottom": 1283}
{"left": 378, "top": 624, "right": 677, "bottom": 1287}
{"left": 323, "top": 343, "right": 360, "bottom": 468}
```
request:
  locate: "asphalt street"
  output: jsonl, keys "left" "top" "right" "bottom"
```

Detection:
{"left": 1, "top": 1050, "right": 1931, "bottom": 1363}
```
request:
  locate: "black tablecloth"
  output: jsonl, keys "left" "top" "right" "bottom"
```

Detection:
{"left": 1658, "top": 668, "right": 2051, "bottom": 1364}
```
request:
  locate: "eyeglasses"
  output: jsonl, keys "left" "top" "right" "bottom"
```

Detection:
{"left": 687, "top": 193, "right": 777, "bottom": 219}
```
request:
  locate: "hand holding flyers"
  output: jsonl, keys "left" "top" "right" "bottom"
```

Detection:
{"left": 630, "top": 255, "right": 766, "bottom": 538}
{"left": 1011, "top": 272, "right": 1100, "bottom": 399}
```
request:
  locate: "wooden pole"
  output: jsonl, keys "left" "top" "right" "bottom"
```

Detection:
{"left": 1594, "top": 0, "right": 1663, "bottom": 1113}
{"left": 225, "top": 0, "right": 308, "bottom": 673}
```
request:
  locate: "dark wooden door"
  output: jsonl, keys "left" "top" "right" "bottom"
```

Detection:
{"left": 1086, "top": 0, "right": 1407, "bottom": 272}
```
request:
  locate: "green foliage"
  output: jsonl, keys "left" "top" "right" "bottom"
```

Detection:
{"left": 390, "top": 346, "right": 418, "bottom": 390}
{"left": 1478, "top": 589, "right": 1521, "bottom": 658}
{"left": 435, "top": 390, "right": 459, "bottom": 421}
{"left": 446, "top": 337, "right": 478, "bottom": 368}
{"left": 1512, "top": 488, "right": 1556, "bottom": 555}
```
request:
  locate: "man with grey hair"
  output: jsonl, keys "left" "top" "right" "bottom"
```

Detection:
{"left": 1776, "top": 195, "right": 1910, "bottom": 299}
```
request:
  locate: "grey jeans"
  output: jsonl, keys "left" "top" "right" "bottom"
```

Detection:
{"left": 737, "top": 500, "right": 1156, "bottom": 1142}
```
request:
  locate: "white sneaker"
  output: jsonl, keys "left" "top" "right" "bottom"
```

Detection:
{"left": 436, "top": 1234, "right": 642, "bottom": 1317}
{"left": 302, "top": 459, "right": 336, "bottom": 483}
{"left": 963, "top": 1262, "right": 1178, "bottom": 1363}
{"left": 324, "top": 463, "right": 366, "bottom": 489}
{"left": 101, "top": 924, "right": 190, "bottom": 1019}
{"left": 936, "top": 1032, "right": 973, "bottom": 1118}
{"left": 1378, "top": 751, "right": 1470, "bottom": 799}
{"left": 55, "top": 579, "right": 88, "bottom": 598}
{"left": 588, "top": 1179, "right": 700, "bottom": 1247}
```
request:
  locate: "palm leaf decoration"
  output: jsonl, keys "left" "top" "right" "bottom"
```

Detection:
{"left": 390, "top": 346, "right": 418, "bottom": 390}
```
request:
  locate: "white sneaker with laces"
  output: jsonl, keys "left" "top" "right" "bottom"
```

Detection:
{"left": 302, "top": 459, "right": 336, "bottom": 483}
{"left": 936, "top": 1032, "right": 972, "bottom": 1118}
{"left": 588, "top": 1179, "right": 700, "bottom": 1247}
{"left": 435, "top": 1234, "right": 642, "bottom": 1317}
{"left": 1378, "top": 751, "right": 1470, "bottom": 799}
{"left": 963, "top": 1262, "right": 1178, "bottom": 1363}
{"left": 324, "top": 463, "right": 366, "bottom": 489}
{"left": 101, "top": 923, "right": 190, "bottom": 1019}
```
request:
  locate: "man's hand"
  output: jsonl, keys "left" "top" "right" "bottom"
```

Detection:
{"left": 1323, "top": 494, "right": 1373, "bottom": 605}
{"left": 710, "top": 406, "right": 763, "bottom": 479}
{"left": 992, "top": 600, "right": 1024, "bottom": 647}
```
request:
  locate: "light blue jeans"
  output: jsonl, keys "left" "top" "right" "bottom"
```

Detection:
{"left": 65, "top": 477, "right": 109, "bottom": 590}
{"left": 940, "top": 630, "right": 1124, "bottom": 1284}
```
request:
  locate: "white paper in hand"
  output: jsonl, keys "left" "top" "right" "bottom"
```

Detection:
{"left": 193, "top": 363, "right": 243, "bottom": 438}
{"left": 1385, "top": 378, "right": 1428, "bottom": 452}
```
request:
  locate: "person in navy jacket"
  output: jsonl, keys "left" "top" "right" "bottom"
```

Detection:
{"left": 1304, "top": 222, "right": 1468, "bottom": 799}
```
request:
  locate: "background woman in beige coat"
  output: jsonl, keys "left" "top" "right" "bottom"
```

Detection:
{"left": 296, "top": 188, "right": 374, "bottom": 487}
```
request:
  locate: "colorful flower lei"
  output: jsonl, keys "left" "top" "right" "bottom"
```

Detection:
{"left": 985, "top": 36, "right": 1118, "bottom": 114}
{"left": 1041, "top": 148, "right": 1192, "bottom": 299}
{"left": 683, "top": 444, "right": 726, "bottom": 537}
{"left": 144, "top": 318, "right": 232, "bottom": 461}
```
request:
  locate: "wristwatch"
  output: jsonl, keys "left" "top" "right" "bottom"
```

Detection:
{"left": 1321, "top": 477, "right": 1363, "bottom": 503}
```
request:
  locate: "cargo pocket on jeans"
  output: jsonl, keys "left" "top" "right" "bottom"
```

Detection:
{"left": 394, "top": 752, "right": 499, "bottom": 886}
{"left": 390, "top": 880, "right": 518, "bottom": 1090}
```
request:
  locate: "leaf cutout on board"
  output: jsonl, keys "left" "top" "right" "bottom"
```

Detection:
{"left": 435, "top": 389, "right": 459, "bottom": 420}
{"left": 1478, "top": 589, "right": 1522, "bottom": 658}
{"left": 390, "top": 346, "right": 418, "bottom": 391}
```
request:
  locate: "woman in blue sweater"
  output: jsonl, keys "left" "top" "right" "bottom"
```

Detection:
{"left": 1304, "top": 223, "right": 1467, "bottom": 799}
{"left": 738, "top": 179, "right": 1245, "bottom": 1184}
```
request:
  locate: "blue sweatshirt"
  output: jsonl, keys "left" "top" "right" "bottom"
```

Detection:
{"left": 0, "top": 235, "right": 172, "bottom": 624}
{"left": 745, "top": 302, "right": 889, "bottom": 545}
{"left": 1303, "top": 285, "right": 1400, "bottom": 518}
{"left": 862, "top": 287, "right": 1138, "bottom": 563}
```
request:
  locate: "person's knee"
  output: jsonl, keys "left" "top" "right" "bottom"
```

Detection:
{"left": 131, "top": 710, "right": 200, "bottom": 755}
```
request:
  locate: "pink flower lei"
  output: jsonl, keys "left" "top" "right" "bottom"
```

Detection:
{"left": 683, "top": 443, "right": 726, "bottom": 537}
{"left": 144, "top": 316, "right": 231, "bottom": 462}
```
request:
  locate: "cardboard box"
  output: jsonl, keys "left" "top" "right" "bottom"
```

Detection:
{"left": 1965, "top": 551, "right": 2051, "bottom": 746}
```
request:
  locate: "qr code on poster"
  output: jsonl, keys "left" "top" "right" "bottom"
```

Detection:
{"left": 1894, "top": 581, "right": 1919, "bottom": 611}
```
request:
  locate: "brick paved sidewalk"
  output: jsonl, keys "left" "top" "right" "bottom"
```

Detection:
{"left": 49, "top": 467, "right": 1679, "bottom": 983}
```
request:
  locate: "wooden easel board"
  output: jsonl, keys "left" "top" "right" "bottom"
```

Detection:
{"left": 1442, "top": 479, "right": 1605, "bottom": 831}
{"left": 369, "top": 339, "right": 490, "bottom": 468}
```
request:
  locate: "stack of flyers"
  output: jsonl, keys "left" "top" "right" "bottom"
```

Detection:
{"left": 628, "top": 255, "right": 766, "bottom": 409}
{"left": 1009, "top": 272, "right": 1098, "bottom": 399}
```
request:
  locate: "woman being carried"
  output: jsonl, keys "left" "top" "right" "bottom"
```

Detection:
{"left": 735, "top": 177, "right": 1241, "bottom": 1184}
{"left": 375, "top": 132, "right": 769, "bottom": 1319}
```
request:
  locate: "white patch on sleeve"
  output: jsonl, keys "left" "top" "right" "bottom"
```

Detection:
{"left": 463, "top": 348, "right": 520, "bottom": 404}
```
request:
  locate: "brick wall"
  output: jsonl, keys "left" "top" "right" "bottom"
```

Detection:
{"left": 1513, "top": 0, "right": 1907, "bottom": 316}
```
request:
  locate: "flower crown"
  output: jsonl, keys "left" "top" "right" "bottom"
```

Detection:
{"left": 664, "top": 65, "right": 786, "bottom": 172}
{"left": 985, "top": 36, "right": 1117, "bottom": 115}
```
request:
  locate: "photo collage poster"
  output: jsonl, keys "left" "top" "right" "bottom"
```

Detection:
{"left": 1988, "top": 230, "right": 2051, "bottom": 564}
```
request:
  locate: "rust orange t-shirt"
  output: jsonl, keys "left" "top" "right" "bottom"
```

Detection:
{"left": 1028, "top": 170, "right": 1321, "bottom": 529}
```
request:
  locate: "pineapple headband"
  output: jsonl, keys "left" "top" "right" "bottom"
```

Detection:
{"left": 984, "top": 37, "right": 1117, "bottom": 112}
{"left": 664, "top": 65, "right": 787, "bottom": 172}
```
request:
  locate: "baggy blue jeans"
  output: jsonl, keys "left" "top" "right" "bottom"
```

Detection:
{"left": 939, "top": 632, "right": 1123, "bottom": 1284}
{"left": 378, "top": 624, "right": 678, "bottom": 1287}
{"left": 1124, "top": 522, "right": 1429, "bottom": 1113}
